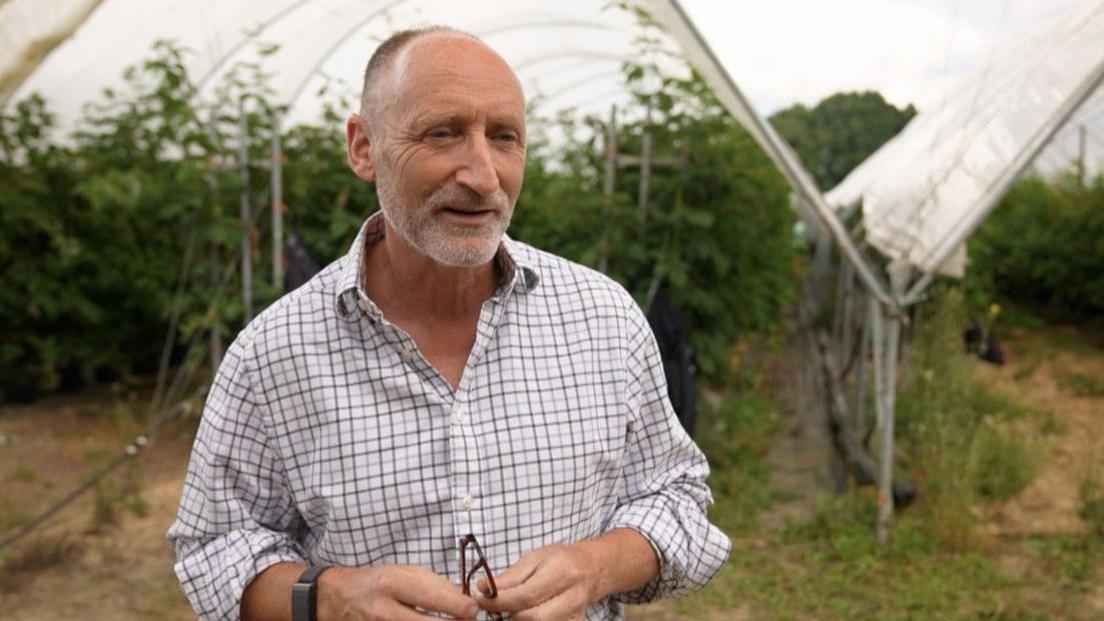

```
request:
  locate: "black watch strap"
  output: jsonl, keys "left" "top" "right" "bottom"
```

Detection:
{"left": 291, "top": 565, "right": 331, "bottom": 621}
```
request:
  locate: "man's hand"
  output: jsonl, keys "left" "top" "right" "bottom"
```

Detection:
{"left": 241, "top": 561, "right": 479, "bottom": 621}
{"left": 320, "top": 565, "right": 480, "bottom": 621}
{"left": 473, "top": 543, "right": 599, "bottom": 621}
{"left": 474, "top": 528, "right": 660, "bottom": 621}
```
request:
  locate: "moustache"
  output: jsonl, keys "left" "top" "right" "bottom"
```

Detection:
{"left": 427, "top": 184, "right": 510, "bottom": 213}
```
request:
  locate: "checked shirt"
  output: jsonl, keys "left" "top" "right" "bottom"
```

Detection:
{"left": 168, "top": 213, "right": 731, "bottom": 620}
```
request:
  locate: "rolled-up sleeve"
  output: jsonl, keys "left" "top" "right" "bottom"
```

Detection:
{"left": 604, "top": 304, "right": 731, "bottom": 603}
{"left": 167, "top": 334, "right": 305, "bottom": 621}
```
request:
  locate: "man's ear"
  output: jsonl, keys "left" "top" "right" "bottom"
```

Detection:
{"left": 346, "top": 114, "right": 376, "bottom": 182}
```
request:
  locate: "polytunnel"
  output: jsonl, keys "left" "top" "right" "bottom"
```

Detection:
{"left": 3, "top": 0, "right": 1104, "bottom": 545}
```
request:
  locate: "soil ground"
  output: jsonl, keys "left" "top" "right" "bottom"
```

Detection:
{"left": 0, "top": 322, "right": 1101, "bottom": 619}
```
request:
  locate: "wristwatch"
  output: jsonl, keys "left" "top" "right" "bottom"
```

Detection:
{"left": 291, "top": 565, "right": 331, "bottom": 621}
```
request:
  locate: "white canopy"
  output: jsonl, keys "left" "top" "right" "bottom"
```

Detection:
{"left": 5, "top": 0, "right": 1104, "bottom": 295}
{"left": 827, "top": 3, "right": 1104, "bottom": 277}
{"left": 2, "top": 0, "right": 687, "bottom": 135}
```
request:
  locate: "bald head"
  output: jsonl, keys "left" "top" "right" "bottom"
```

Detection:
{"left": 359, "top": 27, "right": 523, "bottom": 128}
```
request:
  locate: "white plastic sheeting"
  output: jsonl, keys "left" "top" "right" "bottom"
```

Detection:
{"left": 3, "top": 0, "right": 684, "bottom": 135}
{"left": 827, "top": 2, "right": 1104, "bottom": 277}
{"left": 0, "top": 0, "right": 100, "bottom": 102}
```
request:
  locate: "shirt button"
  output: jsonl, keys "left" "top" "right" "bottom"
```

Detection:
{"left": 400, "top": 347, "right": 414, "bottom": 362}
{"left": 451, "top": 404, "right": 466, "bottom": 423}
{"left": 357, "top": 298, "right": 371, "bottom": 312}
{"left": 460, "top": 494, "right": 475, "bottom": 511}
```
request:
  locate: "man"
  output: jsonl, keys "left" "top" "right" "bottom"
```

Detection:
{"left": 168, "top": 26, "right": 730, "bottom": 621}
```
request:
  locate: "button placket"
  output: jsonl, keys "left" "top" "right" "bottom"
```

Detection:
{"left": 448, "top": 394, "right": 481, "bottom": 535}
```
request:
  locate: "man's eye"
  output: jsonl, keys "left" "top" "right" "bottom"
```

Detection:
{"left": 426, "top": 129, "right": 454, "bottom": 140}
{"left": 495, "top": 133, "right": 520, "bottom": 144}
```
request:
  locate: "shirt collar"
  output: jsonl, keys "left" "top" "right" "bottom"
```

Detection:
{"left": 334, "top": 211, "right": 540, "bottom": 321}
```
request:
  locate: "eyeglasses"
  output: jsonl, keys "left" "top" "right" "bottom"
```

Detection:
{"left": 459, "top": 534, "right": 503, "bottom": 621}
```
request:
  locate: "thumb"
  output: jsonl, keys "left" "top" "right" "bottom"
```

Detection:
{"left": 485, "top": 550, "right": 543, "bottom": 593}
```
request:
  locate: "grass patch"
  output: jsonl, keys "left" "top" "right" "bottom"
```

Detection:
{"left": 972, "top": 422, "right": 1037, "bottom": 501}
{"left": 897, "top": 287, "right": 1051, "bottom": 549}
{"left": 680, "top": 494, "right": 1048, "bottom": 620}
{"left": 1026, "top": 534, "right": 1102, "bottom": 592}
{"left": 1080, "top": 476, "right": 1104, "bottom": 537}
{"left": 0, "top": 536, "right": 82, "bottom": 593}
{"left": 8, "top": 465, "right": 54, "bottom": 488}
{"left": 1057, "top": 371, "right": 1104, "bottom": 397}
{"left": 697, "top": 387, "right": 781, "bottom": 535}
{"left": 0, "top": 512, "right": 29, "bottom": 531}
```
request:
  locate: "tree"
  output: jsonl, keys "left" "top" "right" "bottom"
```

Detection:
{"left": 770, "top": 91, "right": 916, "bottom": 191}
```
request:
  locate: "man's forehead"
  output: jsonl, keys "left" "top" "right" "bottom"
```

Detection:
{"left": 388, "top": 32, "right": 523, "bottom": 97}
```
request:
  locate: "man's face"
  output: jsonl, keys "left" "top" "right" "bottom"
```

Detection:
{"left": 353, "top": 34, "right": 527, "bottom": 267}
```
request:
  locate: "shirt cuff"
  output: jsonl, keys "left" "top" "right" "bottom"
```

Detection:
{"left": 603, "top": 493, "right": 731, "bottom": 604}
{"left": 174, "top": 529, "right": 306, "bottom": 621}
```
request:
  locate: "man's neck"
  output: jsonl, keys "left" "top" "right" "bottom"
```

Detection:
{"left": 362, "top": 221, "right": 499, "bottom": 323}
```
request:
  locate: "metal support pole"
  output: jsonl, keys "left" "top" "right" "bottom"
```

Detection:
{"left": 876, "top": 262, "right": 910, "bottom": 545}
{"left": 854, "top": 290, "right": 871, "bottom": 436}
{"left": 206, "top": 110, "right": 223, "bottom": 370}
{"left": 637, "top": 127, "right": 653, "bottom": 231}
{"left": 238, "top": 100, "right": 254, "bottom": 324}
{"left": 1078, "top": 124, "right": 1087, "bottom": 188}
{"left": 877, "top": 309, "right": 901, "bottom": 546}
{"left": 600, "top": 104, "right": 617, "bottom": 273}
{"left": 271, "top": 111, "right": 284, "bottom": 292}
{"left": 665, "top": 0, "right": 894, "bottom": 310}
{"left": 840, "top": 262, "right": 856, "bottom": 369}
{"left": 870, "top": 296, "right": 889, "bottom": 544}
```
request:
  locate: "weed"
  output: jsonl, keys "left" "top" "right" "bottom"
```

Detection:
{"left": 0, "top": 536, "right": 82, "bottom": 593}
{"left": 1080, "top": 476, "right": 1104, "bottom": 537}
{"left": 696, "top": 388, "right": 781, "bottom": 534}
{"left": 0, "top": 512, "right": 29, "bottom": 531}
{"left": 1012, "top": 360, "right": 1040, "bottom": 383}
{"left": 972, "top": 422, "right": 1036, "bottom": 501}
{"left": 10, "top": 466, "right": 40, "bottom": 483}
{"left": 1027, "top": 534, "right": 1102, "bottom": 591}
{"left": 1057, "top": 371, "right": 1104, "bottom": 397}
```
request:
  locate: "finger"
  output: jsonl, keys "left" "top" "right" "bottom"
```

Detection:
{"left": 388, "top": 567, "right": 479, "bottom": 619}
{"left": 478, "top": 562, "right": 565, "bottom": 614}
{"left": 378, "top": 599, "right": 464, "bottom": 621}
{"left": 488, "top": 549, "right": 543, "bottom": 591}
{"left": 511, "top": 592, "right": 588, "bottom": 621}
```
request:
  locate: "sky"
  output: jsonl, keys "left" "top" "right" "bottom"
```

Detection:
{"left": 680, "top": 0, "right": 1087, "bottom": 113}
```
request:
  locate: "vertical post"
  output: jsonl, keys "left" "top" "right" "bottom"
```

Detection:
{"left": 637, "top": 111, "right": 653, "bottom": 231}
{"left": 870, "top": 296, "right": 889, "bottom": 544}
{"left": 600, "top": 104, "right": 618, "bottom": 273}
{"left": 271, "top": 111, "right": 284, "bottom": 292}
{"left": 876, "top": 261, "right": 910, "bottom": 545}
{"left": 1078, "top": 124, "right": 1087, "bottom": 188}
{"left": 840, "top": 262, "right": 855, "bottom": 367}
{"left": 877, "top": 308, "right": 901, "bottom": 546}
{"left": 854, "top": 289, "right": 871, "bottom": 436}
{"left": 832, "top": 260, "right": 853, "bottom": 365}
{"left": 238, "top": 99, "right": 254, "bottom": 324}
{"left": 206, "top": 109, "right": 223, "bottom": 371}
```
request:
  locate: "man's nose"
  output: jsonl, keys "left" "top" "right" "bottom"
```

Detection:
{"left": 455, "top": 133, "right": 501, "bottom": 197}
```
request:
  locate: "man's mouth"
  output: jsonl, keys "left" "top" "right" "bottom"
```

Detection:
{"left": 441, "top": 207, "right": 495, "bottom": 220}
